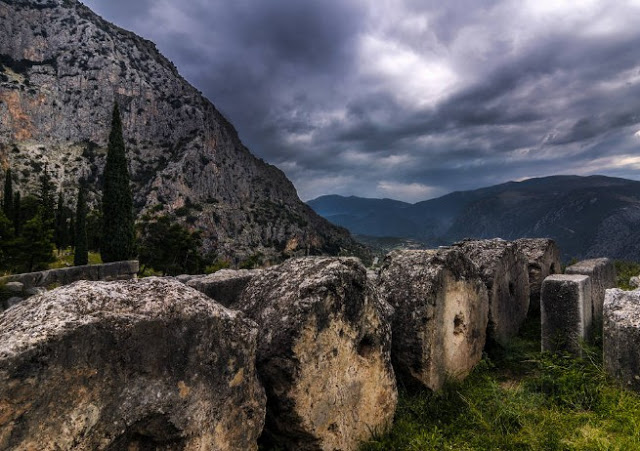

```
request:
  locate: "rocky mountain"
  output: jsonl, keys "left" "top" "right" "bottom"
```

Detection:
{"left": 308, "top": 175, "right": 640, "bottom": 261}
{"left": 0, "top": 0, "right": 366, "bottom": 263}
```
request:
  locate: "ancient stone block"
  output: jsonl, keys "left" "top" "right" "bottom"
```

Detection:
{"left": 378, "top": 249, "right": 489, "bottom": 391}
{"left": 0, "top": 278, "right": 266, "bottom": 450}
{"left": 541, "top": 274, "right": 592, "bottom": 355}
{"left": 604, "top": 289, "right": 640, "bottom": 391}
{"left": 238, "top": 257, "right": 397, "bottom": 451}
{"left": 187, "top": 269, "right": 261, "bottom": 308}
{"left": 452, "top": 239, "right": 530, "bottom": 345}
{"left": 515, "top": 238, "right": 562, "bottom": 314}
{"left": 566, "top": 258, "right": 616, "bottom": 322}
{"left": 629, "top": 276, "right": 640, "bottom": 290}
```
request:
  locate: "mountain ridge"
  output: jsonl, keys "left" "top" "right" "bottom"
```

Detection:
{"left": 0, "top": 0, "right": 367, "bottom": 263}
{"left": 308, "top": 175, "right": 640, "bottom": 261}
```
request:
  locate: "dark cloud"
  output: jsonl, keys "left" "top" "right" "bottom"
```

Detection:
{"left": 82, "top": 0, "right": 640, "bottom": 202}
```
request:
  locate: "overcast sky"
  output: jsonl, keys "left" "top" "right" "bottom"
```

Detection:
{"left": 82, "top": 0, "right": 640, "bottom": 202}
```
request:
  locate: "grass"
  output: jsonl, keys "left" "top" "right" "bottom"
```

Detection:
{"left": 48, "top": 248, "right": 102, "bottom": 269}
{"left": 615, "top": 260, "right": 640, "bottom": 290}
{"left": 361, "top": 312, "right": 640, "bottom": 450}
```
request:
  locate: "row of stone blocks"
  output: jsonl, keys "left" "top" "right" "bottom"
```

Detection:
{"left": 540, "top": 258, "right": 617, "bottom": 355}
{"left": 0, "top": 239, "right": 559, "bottom": 450}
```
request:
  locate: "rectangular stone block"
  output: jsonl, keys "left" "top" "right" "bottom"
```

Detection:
{"left": 604, "top": 289, "right": 640, "bottom": 392}
{"left": 565, "top": 258, "right": 616, "bottom": 323}
{"left": 541, "top": 274, "right": 592, "bottom": 355}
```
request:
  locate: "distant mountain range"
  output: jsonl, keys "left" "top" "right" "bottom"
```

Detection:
{"left": 308, "top": 175, "right": 640, "bottom": 261}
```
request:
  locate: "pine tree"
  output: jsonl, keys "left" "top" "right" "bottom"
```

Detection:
{"left": 74, "top": 183, "right": 88, "bottom": 266}
{"left": 101, "top": 103, "right": 135, "bottom": 262}
{"left": 3, "top": 168, "right": 13, "bottom": 219}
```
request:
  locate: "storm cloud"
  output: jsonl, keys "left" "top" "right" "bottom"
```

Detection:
{"left": 82, "top": 0, "right": 640, "bottom": 202}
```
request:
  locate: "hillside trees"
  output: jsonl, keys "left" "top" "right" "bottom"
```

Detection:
{"left": 3, "top": 168, "right": 13, "bottom": 219}
{"left": 101, "top": 103, "right": 135, "bottom": 262}
{"left": 137, "top": 213, "right": 205, "bottom": 276}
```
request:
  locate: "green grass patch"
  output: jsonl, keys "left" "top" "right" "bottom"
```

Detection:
{"left": 361, "top": 313, "right": 640, "bottom": 450}
{"left": 615, "top": 260, "right": 640, "bottom": 290}
{"left": 48, "top": 248, "right": 102, "bottom": 269}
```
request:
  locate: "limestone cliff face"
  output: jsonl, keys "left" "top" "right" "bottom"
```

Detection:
{"left": 0, "top": 0, "right": 366, "bottom": 261}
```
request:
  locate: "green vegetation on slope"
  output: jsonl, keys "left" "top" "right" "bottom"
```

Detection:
{"left": 362, "top": 303, "right": 640, "bottom": 449}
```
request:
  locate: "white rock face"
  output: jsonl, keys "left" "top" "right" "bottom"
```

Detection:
{"left": 378, "top": 249, "right": 489, "bottom": 391}
{"left": 0, "top": 277, "right": 266, "bottom": 450}
{"left": 238, "top": 257, "right": 397, "bottom": 451}
{"left": 604, "top": 289, "right": 640, "bottom": 392}
{"left": 452, "top": 239, "right": 530, "bottom": 346}
{"left": 541, "top": 274, "right": 593, "bottom": 356}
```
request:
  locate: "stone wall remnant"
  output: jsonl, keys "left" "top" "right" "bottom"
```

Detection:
{"left": 238, "top": 257, "right": 397, "bottom": 451}
{"left": 451, "top": 239, "right": 530, "bottom": 345}
{"left": 0, "top": 278, "right": 266, "bottom": 450}
{"left": 378, "top": 249, "right": 489, "bottom": 391}
{"left": 541, "top": 274, "right": 593, "bottom": 355}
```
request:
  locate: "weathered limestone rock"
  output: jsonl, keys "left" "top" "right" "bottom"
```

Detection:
{"left": 0, "top": 277, "right": 266, "bottom": 450}
{"left": 4, "top": 297, "right": 22, "bottom": 309}
{"left": 176, "top": 274, "right": 198, "bottom": 284}
{"left": 515, "top": 238, "right": 562, "bottom": 314}
{"left": 378, "top": 249, "right": 489, "bottom": 391}
{"left": 566, "top": 258, "right": 617, "bottom": 322}
{"left": 604, "top": 289, "right": 640, "bottom": 391}
{"left": 541, "top": 275, "right": 593, "bottom": 355}
{"left": 187, "top": 269, "right": 262, "bottom": 308}
{"left": 3, "top": 282, "right": 23, "bottom": 294}
{"left": 451, "top": 239, "right": 530, "bottom": 345}
{"left": 629, "top": 276, "right": 640, "bottom": 289}
{"left": 238, "top": 257, "right": 397, "bottom": 451}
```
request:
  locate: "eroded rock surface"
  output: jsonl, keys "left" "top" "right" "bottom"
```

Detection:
{"left": 238, "top": 257, "right": 397, "bottom": 451}
{"left": 451, "top": 239, "right": 530, "bottom": 345}
{"left": 186, "top": 269, "right": 261, "bottom": 308}
{"left": 0, "top": 0, "right": 367, "bottom": 263}
{"left": 378, "top": 249, "right": 489, "bottom": 391}
{"left": 604, "top": 289, "right": 640, "bottom": 391}
{"left": 0, "top": 277, "right": 266, "bottom": 450}
{"left": 566, "top": 258, "right": 616, "bottom": 322}
{"left": 541, "top": 274, "right": 592, "bottom": 356}
{"left": 515, "top": 238, "right": 561, "bottom": 314}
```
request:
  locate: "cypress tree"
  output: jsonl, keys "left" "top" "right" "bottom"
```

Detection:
{"left": 12, "top": 191, "right": 21, "bottom": 236}
{"left": 38, "top": 165, "right": 55, "bottom": 226}
{"left": 74, "top": 183, "right": 88, "bottom": 266}
{"left": 3, "top": 168, "right": 13, "bottom": 219}
{"left": 54, "top": 191, "right": 67, "bottom": 251}
{"left": 101, "top": 103, "right": 135, "bottom": 262}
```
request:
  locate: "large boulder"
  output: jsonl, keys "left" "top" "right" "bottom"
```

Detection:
{"left": 604, "top": 289, "right": 640, "bottom": 392}
{"left": 566, "top": 258, "right": 617, "bottom": 322}
{"left": 541, "top": 275, "right": 593, "bottom": 356}
{"left": 186, "top": 269, "right": 261, "bottom": 308}
{"left": 0, "top": 278, "right": 266, "bottom": 450}
{"left": 451, "top": 239, "right": 530, "bottom": 346}
{"left": 238, "top": 257, "right": 397, "bottom": 451}
{"left": 515, "top": 238, "right": 562, "bottom": 314}
{"left": 378, "top": 249, "right": 489, "bottom": 391}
